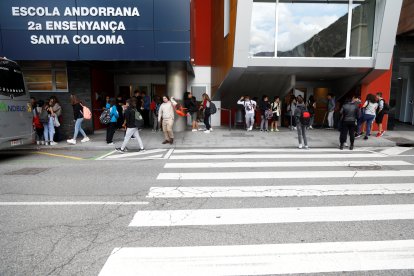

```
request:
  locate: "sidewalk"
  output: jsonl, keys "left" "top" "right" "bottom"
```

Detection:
{"left": 22, "top": 126, "right": 414, "bottom": 151}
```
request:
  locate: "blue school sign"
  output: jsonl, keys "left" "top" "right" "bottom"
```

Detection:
{"left": 0, "top": 0, "right": 190, "bottom": 61}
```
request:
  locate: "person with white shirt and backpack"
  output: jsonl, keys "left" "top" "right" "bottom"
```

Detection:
{"left": 237, "top": 95, "right": 257, "bottom": 131}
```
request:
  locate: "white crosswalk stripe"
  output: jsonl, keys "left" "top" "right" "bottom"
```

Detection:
{"left": 99, "top": 148, "right": 414, "bottom": 275}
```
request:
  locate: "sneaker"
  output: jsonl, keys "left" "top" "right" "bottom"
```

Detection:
{"left": 293, "top": 127, "right": 297, "bottom": 130}
{"left": 298, "top": 144, "right": 303, "bottom": 149}
{"left": 249, "top": 126, "right": 253, "bottom": 131}
{"left": 152, "top": 129, "right": 156, "bottom": 132}
{"left": 139, "top": 148, "right": 145, "bottom": 152}
{"left": 380, "top": 131, "right": 385, "bottom": 137}
{"left": 210, "top": 128, "right": 213, "bottom": 132}
{"left": 349, "top": 145, "right": 354, "bottom": 150}
{"left": 265, "top": 129, "right": 269, "bottom": 132}
{"left": 36, "top": 141, "right": 40, "bottom": 145}
{"left": 204, "top": 130, "right": 210, "bottom": 133}
{"left": 81, "top": 137, "right": 90, "bottom": 143}
{"left": 115, "top": 147, "right": 125, "bottom": 153}
{"left": 363, "top": 136, "right": 368, "bottom": 140}
{"left": 344, "top": 143, "right": 348, "bottom": 147}
{"left": 49, "top": 141, "right": 58, "bottom": 146}
{"left": 260, "top": 129, "right": 263, "bottom": 132}
{"left": 309, "top": 126, "right": 313, "bottom": 129}
{"left": 107, "top": 142, "right": 114, "bottom": 145}
{"left": 339, "top": 144, "right": 344, "bottom": 150}
{"left": 67, "top": 139, "right": 76, "bottom": 145}
{"left": 355, "top": 133, "right": 362, "bottom": 138}
{"left": 275, "top": 128, "right": 280, "bottom": 132}
{"left": 304, "top": 145, "right": 309, "bottom": 150}
{"left": 376, "top": 132, "right": 381, "bottom": 137}
{"left": 192, "top": 129, "right": 198, "bottom": 132}
{"left": 270, "top": 129, "right": 274, "bottom": 132}
{"left": 40, "top": 141, "right": 45, "bottom": 145}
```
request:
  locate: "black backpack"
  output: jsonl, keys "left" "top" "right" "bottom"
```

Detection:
{"left": 381, "top": 99, "right": 390, "bottom": 114}
{"left": 99, "top": 109, "right": 111, "bottom": 124}
{"left": 209, "top": 101, "right": 217, "bottom": 114}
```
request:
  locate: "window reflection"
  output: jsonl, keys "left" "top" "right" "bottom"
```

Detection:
{"left": 277, "top": 1, "right": 349, "bottom": 57}
{"left": 249, "top": 1, "right": 276, "bottom": 57}
{"left": 350, "top": 0, "right": 375, "bottom": 57}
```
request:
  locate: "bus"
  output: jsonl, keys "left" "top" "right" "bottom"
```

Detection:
{"left": 0, "top": 57, "right": 33, "bottom": 149}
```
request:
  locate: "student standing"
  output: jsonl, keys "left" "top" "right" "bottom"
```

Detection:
{"left": 339, "top": 97, "right": 359, "bottom": 150}
{"left": 356, "top": 94, "right": 378, "bottom": 140}
{"left": 270, "top": 96, "right": 281, "bottom": 132}
{"left": 259, "top": 95, "right": 271, "bottom": 132}
{"left": 184, "top": 92, "right": 199, "bottom": 132}
{"left": 105, "top": 98, "right": 119, "bottom": 145}
{"left": 158, "top": 95, "right": 175, "bottom": 144}
{"left": 294, "top": 95, "right": 309, "bottom": 149}
{"left": 375, "top": 92, "right": 386, "bottom": 137}
{"left": 150, "top": 96, "right": 162, "bottom": 132}
{"left": 116, "top": 99, "right": 144, "bottom": 153}
{"left": 307, "top": 95, "right": 316, "bottom": 129}
{"left": 327, "top": 93, "right": 335, "bottom": 129}
{"left": 201, "top": 93, "right": 212, "bottom": 133}
{"left": 237, "top": 95, "right": 256, "bottom": 131}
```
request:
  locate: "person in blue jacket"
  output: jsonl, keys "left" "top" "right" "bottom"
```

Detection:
{"left": 106, "top": 98, "right": 119, "bottom": 145}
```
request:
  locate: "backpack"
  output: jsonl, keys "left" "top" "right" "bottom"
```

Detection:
{"left": 39, "top": 110, "right": 49, "bottom": 123}
{"left": 265, "top": 109, "right": 273, "bottom": 120}
{"left": 300, "top": 108, "right": 311, "bottom": 126}
{"left": 99, "top": 109, "right": 111, "bottom": 124}
{"left": 134, "top": 109, "right": 144, "bottom": 129}
{"left": 81, "top": 104, "right": 92, "bottom": 120}
{"left": 381, "top": 99, "right": 390, "bottom": 114}
{"left": 209, "top": 101, "right": 217, "bottom": 114}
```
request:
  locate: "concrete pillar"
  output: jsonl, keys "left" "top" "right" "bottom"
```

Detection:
{"left": 167, "top": 61, "right": 187, "bottom": 132}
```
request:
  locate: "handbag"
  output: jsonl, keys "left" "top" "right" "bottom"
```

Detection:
{"left": 53, "top": 116, "right": 60, "bottom": 127}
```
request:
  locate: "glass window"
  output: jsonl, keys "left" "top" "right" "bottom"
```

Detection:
{"left": 21, "top": 61, "right": 68, "bottom": 92}
{"left": 350, "top": 0, "right": 375, "bottom": 57}
{"left": 277, "top": 1, "right": 349, "bottom": 57}
{"left": 249, "top": 1, "right": 276, "bottom": 57}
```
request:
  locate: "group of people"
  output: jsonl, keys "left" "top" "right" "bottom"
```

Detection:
{"left": 30, "top": 96, "right": 62, "bottom": 146}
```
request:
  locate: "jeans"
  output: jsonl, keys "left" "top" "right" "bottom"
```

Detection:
{"left": 121, "top": 128, "right": 144, "bottom": 150}
{"left": 297, "top": 123, "right": 308, "bottom": 146}
{"left": 245, "top": 113, "right": 254, "bottom": 129}
{"left": 340, "top": 121, "right": 356, "bottom": 145}
{"left": 204, "top": 112, "right": 211, "bottom": 130}
{"left": 260, "top": 115, "right": 268, "bottom": 130}
{"left": 106, "top": 122, "right": 117, "bottom": 143}
{"left": 328, "top": 111, "right": 334, "bottom": 128}
{"left": 358, "top": 114, "right": 375, "bottom": 136}
{"left": 43, "top": 117, "right": 55, "bottom": 142}
{"left": 73, "top": 118, "right": 87, "bottom": 140}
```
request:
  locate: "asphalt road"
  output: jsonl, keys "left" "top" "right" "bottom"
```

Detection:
{"left": 0, "top": 147, "right": 414, "bottom": 276}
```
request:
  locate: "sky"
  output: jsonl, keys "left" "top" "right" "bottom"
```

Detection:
{"left": 249, "top": 2, "right": 349, "bottom": 55}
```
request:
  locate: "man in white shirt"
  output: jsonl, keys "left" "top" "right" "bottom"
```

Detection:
{"left": 237, "top": 96, "right": 257, "bottom": 131}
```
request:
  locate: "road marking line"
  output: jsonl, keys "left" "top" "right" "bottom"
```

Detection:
{"left": 380, "top": 147, "right": 413, "bottom": 156}
{"left": 0, "top": 201, "right": 149, "bottom": 206}
{"left": 169, "top": 153, "right": 384, "bottom": 159}
{"left": 98, "top": 240, "right": 414, "bottom": 275}
{"left": 164, "top": 160, "right": 411, "bottom": 168}
{"left": 95, "top": 150, "right": 116, "bottom": 160}
{"left": 147, "top": 183, "right": 414, "bottom": 198}
{"left": 173, "top": 148, "right": 368, "bottom": 153}
{"left": 157, "top": 170, "right": 414, "bottom": 180}
{"left": 99, "top": 155, "right": 164, "bottom": 161}
{"left": 164, "top": 148, "right": 174, "bottom": 159}
{"left": 129, "top": 204, "right": 414, "bottom": 227}
{"left": 105, "top": 149, "right": 167, "bottom": 159}
{"left": 34, "top": 151, "right": 83, "bottom": 160}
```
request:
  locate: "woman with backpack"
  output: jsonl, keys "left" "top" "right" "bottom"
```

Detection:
{"left": 105, "top": 98, "right": 119, "bottom": 145}
{"left": 116, "top": 99, "right": 145, "bottom": 153}
{"left": 294, "top": 95, "right": 309, "bottom": 149}
{"left": 201, "top": 93, "right": 213, "bottom": 133}
{"left": 67, "top": 95, "right": 90, "bottom": 145}
{"left": 356, "top": 93, "right": 378, "bottom": 140}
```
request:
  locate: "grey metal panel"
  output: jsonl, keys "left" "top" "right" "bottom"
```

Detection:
{"left": 233, "top": 0, "right": 253, "bottom": 68}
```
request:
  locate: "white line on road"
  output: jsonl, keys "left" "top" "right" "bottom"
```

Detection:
{"left": 157, "top": 170, "right": 414, "bottom": 180}
{"left": 164, "top": 148, "right": 174, "bottom": 159}
{"left": 98, "top": 240, "right": 414, "bottom": 276}
{"left": 380, "top": 147, "right": 413, "bottom": 156}
{"left": 147, "top": 183, "right": 414, "bottom": 198}
{"left": 164, "top": 160, "right": 411, "bottom": 169}
{"left": 0, "top": 201, "right": 149, "bottom": 206}
{"left": 95, "top": 150, "right": 117, "bottom": 160}
{"left": 169, "top": 153, "right": 385, "bottom": 159}
{"left": 173, "top": 148, "right": 368, "bottom": 153}
{"left": 129, "top": 204, "right": 414, "bottom": 227}
{"left": 105, "top": 149, "right": 167, "bottom": 159}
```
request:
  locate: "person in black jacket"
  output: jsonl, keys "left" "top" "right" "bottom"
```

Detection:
{"left": 339, "top": 97, "right": 359, "bottom": 150}
{"left": 184, "top": 92, "right": 199, "bottom": 131}
{"left": 116, "top": 98, "right": 145, "bottom": 153}
{"left": 259, "top": 95, "right": 271, "bottom": 132}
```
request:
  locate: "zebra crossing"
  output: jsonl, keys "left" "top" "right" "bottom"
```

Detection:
{"left": 99, "top": 147, "right": 414, "bottom": 275}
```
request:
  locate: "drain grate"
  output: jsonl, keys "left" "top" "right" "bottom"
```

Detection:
{"left": 5, "top": 168, "right": 49, "bottom": 175}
